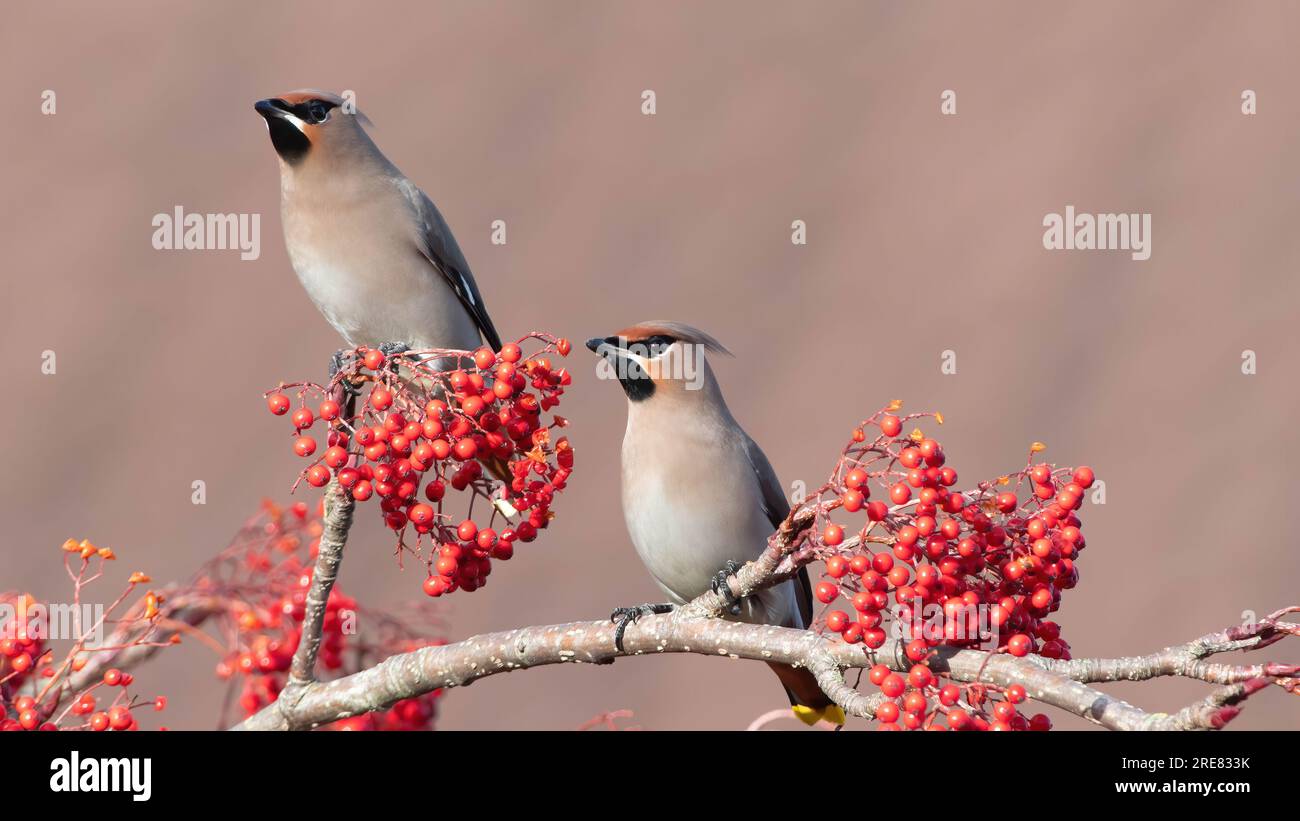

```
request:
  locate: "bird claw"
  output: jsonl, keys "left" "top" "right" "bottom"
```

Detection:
{"left": 610, "top": 603, "right": 674, "bottom": 652}
{"left": 377, "top": 342, "right": 413, "bottom": 374}
{"left": 712, "top": 560, "right": 744, "bottom": 615}
{"left": 329, "top": 349, "right": 348, "bottom": 379}
{"left": 328, "top": 349, "right": 362, "bottom": 397}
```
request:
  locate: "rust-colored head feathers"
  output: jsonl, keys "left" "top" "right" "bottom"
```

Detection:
{"left": 612, "top": 320, "right": 733, "bottom": 357}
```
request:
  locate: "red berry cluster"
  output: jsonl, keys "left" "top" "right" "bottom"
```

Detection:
{"left": 809, "top": 403, "right": 1095, "bottom": 730}
{"left": 265, "top": 334, "right": 575, "bottom": 599}
{"left": 324, "top": 697, "right": 438, "bottom": 731}
{"left": 201, "top": 499, "right": 443, "bottom": 730}
{"left": 2, "top": 542, "right": 170, "bottom": 731}
{"left": 58, "top": 668, "right": 159, "bottom": 732}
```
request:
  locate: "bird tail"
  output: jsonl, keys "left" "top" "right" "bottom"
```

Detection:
{"left": 766, "top": 662, "right": 845, "bottom": 727}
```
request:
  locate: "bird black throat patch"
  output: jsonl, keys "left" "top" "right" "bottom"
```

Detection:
{"left": 617, "top": 361, "right": 655, "bottom": 402}
{"left": 266, "top": 117, "right": 310, "bottom": 164}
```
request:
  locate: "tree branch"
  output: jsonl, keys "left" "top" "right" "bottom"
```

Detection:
{"left": 232, "top": 494, "right": 1297, "bottom": 731}
{"left": 280, "top": 480, "right": 354, "bottom": 713}
{"left": 234, "top": 596, "right": 1299, "bottom": 730}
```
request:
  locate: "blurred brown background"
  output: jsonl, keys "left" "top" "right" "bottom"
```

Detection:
{"left": 3, "top": 0, "right": 1298, "bottom": 730}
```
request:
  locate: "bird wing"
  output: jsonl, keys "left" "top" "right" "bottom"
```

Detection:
{"left": 741, "top": 432, "right": 814, "bottom": 629}
{"left": 397, "top": 179, "right": 503, "bottom": 351}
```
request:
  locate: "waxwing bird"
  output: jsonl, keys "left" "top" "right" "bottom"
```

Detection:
{"left": 253, "top": 90, "right": 501, "bottom": 356}
{"left": 587, "top": 321, "right": 843, "bottom": 726}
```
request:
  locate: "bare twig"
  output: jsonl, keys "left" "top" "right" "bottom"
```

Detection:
{"left": 63, "top": 590, "right": 224, "bottom": 694}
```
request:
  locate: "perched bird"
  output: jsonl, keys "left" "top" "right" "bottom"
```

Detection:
{"left": 253, "top": 90, "right": 500, "bottom": 357}
{"left": 587, "top": 321, "right": 843, "bottom": 726}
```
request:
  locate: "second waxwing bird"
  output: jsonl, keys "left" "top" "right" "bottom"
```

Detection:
{"left": 253, "top": 90, "right": 501, "bottom": 357}
{"left": 587, "top": 321, "right": 844, "bottom": 727}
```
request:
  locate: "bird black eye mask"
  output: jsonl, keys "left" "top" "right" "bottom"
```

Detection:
{"left": 304, "top": 99, "right": 333, "bottom": 124}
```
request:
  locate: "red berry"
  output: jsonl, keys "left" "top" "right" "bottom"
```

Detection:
{"left": 293, "top": 436, "right": 317, "bottom": 457}
{"left": 109, "top": 706, "right": 132, "bottom": 730}
{"left": 370, "top": 387, "right": 393, "bottom": 411}
{"left": 473, "top": 347, "right": 496, "bottom": 369}
{"left": 822, "top": 524, "right": 844, "bottom": 546}
{"left": 904, "top": 691, "right": 928, "bottom": 715}
{"left": 318, "top": 399, "right": 340, "bottom": 421}
{"left": 363, "top": 349, "right": 386, "bottom": 370}
{"left": 880, "top": 414, "right": 902, "bottom": 437}
{"left": 825, "top": 610, "right": 849, "bottom": 633}
{"left": 267, "top": 394, "right": 290, "bottom": 415}
{"left": 905, "top": 639, "right": 929, "bottom": 662}
{"left": 907, "top": 664, "right": 933, "bottom": 688}
{"left": 453, "top": 438, "right": 477, "bottom": 460}
{"left": 422, "top": 576, "right": 448, "bottom": 597}
{"left": 889, "top": 483, "right": 911, "bottom": 505}
{"left": 1007, "top": 633, "right": 1032, "bottom": 657}
{"left": 880, "top": 673, "right": 905, "bottom": 698}
{"left": 814, "top": 582, "right": 838, "bottom": 604}
{"left": 947, "top": 709, "right": 971, "bottom": 730}
{"left": 292, "top": 407, "right": 314, "bottom": 430}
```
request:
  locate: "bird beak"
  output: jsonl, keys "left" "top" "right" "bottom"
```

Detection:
{"left": 254, "top": 98, "right": 292, "bottom": 121}
{"left": 588, "top": 336, "right": 650, "bottom": 376}
{"left": 586, "top": 336, "right": 632, "bottom": 362}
